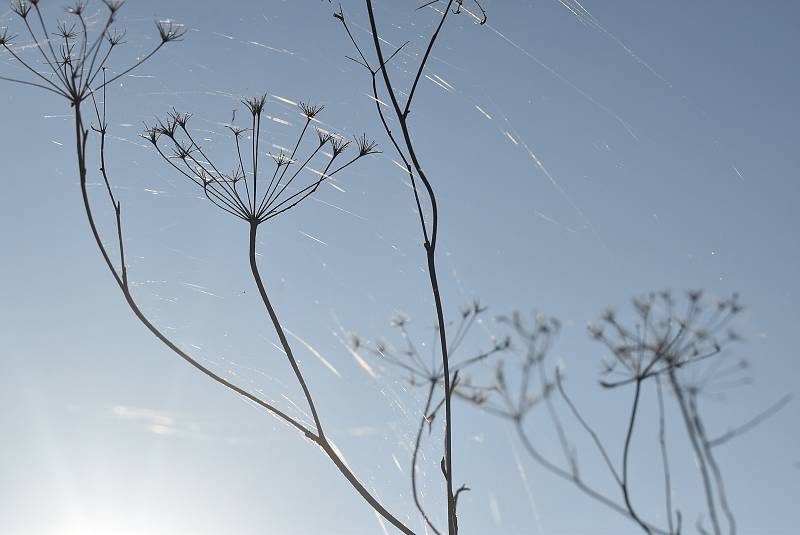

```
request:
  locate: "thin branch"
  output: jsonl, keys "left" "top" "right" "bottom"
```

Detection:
{"left": 555, "top": 368, "right": 621, "bottom": 486}
{"left": 403, "top": 2, "right": 452, "bottom": 117}
{"left": 1, "top": 44, "right": 69, "bottom": 97}
{"left": 411, "top": 381, "right": 444, "bottom": 535}
{"left": 0, "top": 74, "right": 66, "bottom": 96}
{"left": 669, "top": 369, "right": 722, "bottom": 535}
{"left": 689, "top": 394, "right": 736, "bottom": 535}
{"left": 361, "top": 3, "right": 458, "bottom": 530}
{"left": 93, "top": 42, "right": 163, "bottom": 92}
{"left": 76, "top": 105, "right": 314, "bottom": 441}
{"left": 708, "top": 394, "right": 792, "bottom": 448}
{"left": 621, "top": 379, "right": 653, "bottom": 535}
{"left": 513, "top": 420, "right": 667, "bottom": 534}
{"left": 656, "top": 376, "right": 676, "bottom": 535}
{"left": 248, "top": 222, "right": 324, "bottom": 436}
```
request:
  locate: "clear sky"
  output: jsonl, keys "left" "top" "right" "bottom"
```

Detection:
{"left": 1, "top": 1, "right": 798, "bottom": 533}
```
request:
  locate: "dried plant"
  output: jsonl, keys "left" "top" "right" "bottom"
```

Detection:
{"left": 2, "top": 3, "right": 407, "bottom": 533}
{"left": 555, "top": 291, "right": 789, "bottom": 535}
{"left": 5, "top": 3, "right": 790, "bottom": 533}
{"left": 143, "top": 102, "right": 371, "bottom": 224}
{"left": 1, "top": 1, "right": 183, "bottom": 104}
{"left": 141, "top": 98, "right": 426, "bottom": 533}
{"left": 417, "top": 292, "right": 790, "bottom": 535}
{"left": 581, "top": 292, "right": 762, "bottom": 533}
{"left": 332, "top": 3, "right": 487, "bottom": 531}
{"left": 350, "top": 301, "right": 509, "bottom": 534}
{"left": 0, "top": 0, "right": 182, "bottom": 305}
{"left": 454, "top": 310, "right": 670, "bottom": 531}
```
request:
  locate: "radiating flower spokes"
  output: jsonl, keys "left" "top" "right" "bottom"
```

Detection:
{"left": 589, "top": 290, "right": 745, "bottom": 389}
{"left": 0, "top": 0, "right": 183, "bottom": 103}
{"left": 452, "top": 311, "right": 559, "bottom": 421}
{"left": 351, "top": 300, "right": 509, "bottom": 390}
{"left": 144, "top": 96, "right": 378, "bottom": 224}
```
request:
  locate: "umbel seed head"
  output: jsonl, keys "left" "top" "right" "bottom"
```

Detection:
{"left": 65, "top": 1, "right": 87, "bottom": 16}
{"left": 103, "top": 0, "right": 125, "bottom": 13}
{"left": 331, "top": 137, "right": 350, "bottom": 157}
{"left": 106, "top": 28, "right": 126, "bottom": 47}
{"left": 10, "top": 0, "right": 32, "bottom": 19}
{"left": 156, "top": 20, "right": 186, "bottom": 43}
{"left": 0, "top": 27, "right": 15, "bottom": 46}
{"left": 56, "top": 21, "right": 78, "bottom": 40}
{"left": 299, "top": 101, "right": 324, "bottom": 120}
{"left": 354, "top": 133, "right": 379, "bottom": 157}
{"left": 270, "top": 151, "right": 291, "bottom": 167}
{"left": 141, "top": 126, "right": 159, "bottom": 145}
{"left": 168, "top": 109, "right": 192, "bottom": 128}
{"left": 243, "top": 94, "right": 268, "bottom": 116}
{"left": 315, "top": 127, "right": 333, "bottom": 146}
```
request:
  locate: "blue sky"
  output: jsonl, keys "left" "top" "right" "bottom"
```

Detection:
{"left": 1, "top": 1, "right": 798, "bottom": 533}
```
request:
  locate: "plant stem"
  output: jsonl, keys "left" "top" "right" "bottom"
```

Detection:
{"left": 655, "top": 376, "right": 676, "bottom": 535}
{"left": 412, "top": 380, "right": 443, "bottom": 535}
{"left": 75, "top": 105, "right": 313, "bottom": 439}
{"left": 361, "top": 2, "right": 458, "bottom": 529}
{"left": 318, "top": 439, "right": 416, "bottom": 535}
{"left": 425, "top": 243, "right": 457, "bottom": 533}
{"left": 668, "top": 368, "right": 721, "bottom": 535}
{"left": 247, "top": 221, "right": 417, "bottom": 535}
{"left": 248, "top": 221, "right": 324, "bottom": 437}
{"left": 76, "top": 104, "right": 416, "bottom": 535}
{"left": 689, "top": 394, "right": 736, "bottom": 535}
{"left": 621, "top": 378, "right": 653, "bottom": 535}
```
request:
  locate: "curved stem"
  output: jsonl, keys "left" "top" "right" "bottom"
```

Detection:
{"left": 74, "top": 105, "right": 313, "bottom": 440}
{"left": 424, "top": 244, "right": 456, "bottom": 530}
{"left": 621, "top": 379, "right": 652, "bottom": 535}
{"left": 656, "top": 376, "right": 676, "bottom": 535}
{"left": 0, "top": 75, "right": 66, "bottom": 96}
{"left": 708, "top": 394, "right": 791, "bottom": 448}
{"left": 318, "top": 440, "right": 417, "bottom": 535}
{"left": 539, "top": 360, "right": 576, "bottom": 476}
{"left": 77, "top": 104, "right": 416, "bottom": 535}
{"left": 363, "top": 3, "right": 457, "bottom": 530}
{"left": 668, "top": 369, "right": 721, "bottom": 535}
{"left": 689, "top": 394, "right": 736, "bottom": 535}
{"left": 412, "top": 380, "right": 443, "bottom": 535}
{"left": 514, "top": 421, "right": 666, "bottom": 534}
{"left": 1, "top": 44, "right": 69, "bottom": 98}
{"left": 248, "top": 221, "right": 324, "bottom": 437}
{"left": 92, "top": 42, "right": 164, "bottom": 94}
{"left": 556, "top": 369, "right": 621, "bottom": 486}
{"left": 248, "top": 222, "right": 417, "bottom": 534}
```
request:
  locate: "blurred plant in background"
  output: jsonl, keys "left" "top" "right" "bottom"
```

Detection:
{"left": 359, "top": 291, "right": 790, "bottom": 535}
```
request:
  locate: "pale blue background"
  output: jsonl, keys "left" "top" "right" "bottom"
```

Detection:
{"left": 1, "top": 1, "right": 798, "bottom": 533}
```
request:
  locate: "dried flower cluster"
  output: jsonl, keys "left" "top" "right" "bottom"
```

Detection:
{"left": 351, "top": 300, "right": 508, "bottom": 535}
{"left": 590, "top": 290, "right": 744, "bottom": 389}
{"left": 1, "top": 0, "right": 183, "bottom": 104}
{"left": 143, "top": 99, "right": 377, "bottom": 224}
{"left": 456, "top": 311, "right": 559, "bottom": 421}
{"left": 352, "top": 300, "right": 508, "bottom": 388}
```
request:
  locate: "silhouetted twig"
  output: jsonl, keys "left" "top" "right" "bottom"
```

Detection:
{"left": 656, "top": 376, "right": 678, "bottom": 534}
{"left": 588, "top": 290, "right": 788, "bottom": 535}
{"left": 707, "top": 394, "right": 791, "bottom": 448}
{"left": 351, "top": 301, "right": 507, "bottom": 534}
{"left": 452, "top": 310, "right": 669, "bottom": 533}
{"left": 143, "top": 98, "right": 419, "bottom": 533}
{"left": 333, "top": 3, "right": 485, "bottom": 531}
{"left": 2, "top": 4, "right": 413, "bottom": 532}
